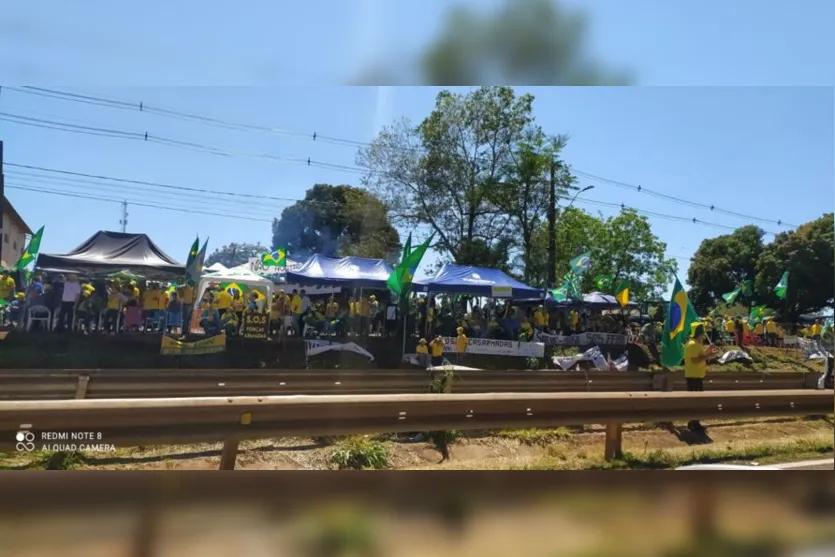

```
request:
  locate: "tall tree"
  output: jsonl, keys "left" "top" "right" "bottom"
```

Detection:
{"left": 358, "top": 86, "right": 535, "bottom": 266}
{"left": 271, "top": 184, "right": 401, "bottom": 261}
{"left": 490, "top": 129, "right": 573, "bottom": 282}
{"left": 355, "top": 0, "right": 632, "bottom": 85}
{"left": 755, "top": 213, "right": 834, "bottom": 318}
{"left": 205, "top": 242, "right": 267, "bottom": 268}
{"left": 687, "top": 225, "right": 765, "bottom": 313}
{"left": 527, "top": 208, "right": 676, "bottom": 300}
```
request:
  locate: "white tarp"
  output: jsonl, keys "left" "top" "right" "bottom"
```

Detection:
{"left": 439, "top": 336, "right": 545, "bottom": 358}
{"left": 798, "top": 338, "right": 834, "bottom": 360}
{"left": 535, "top": 331, "right": 628, "bottom": 347}
{"left": 552, "top": 346, "right": 610, "bottom": 371}
{"left": 718, "top": 350, "right": 754, "bottom": 365}
{"left": 305, "top": 339, "right": 375, "bottom": 361}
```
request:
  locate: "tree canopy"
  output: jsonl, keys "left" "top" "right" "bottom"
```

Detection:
{"left": 527, "top": 208, "right": 677, "bottom": 299}
{"left": 271, "top": 184, "right": 401, "bottom": 261}
{"left": 355, "top": 0, "right": 632, "bottom": 86}
{"left": 755, "top": 213, "right": 834, "bottom": 318}
{"left": 686, "top": 225, "right": 765, "bottom": 314}
{"left": 205, "top": 242, "right": 268, "bottom": 268}
{"left": 358, "top": 86, "right": 549, "bottom": 266}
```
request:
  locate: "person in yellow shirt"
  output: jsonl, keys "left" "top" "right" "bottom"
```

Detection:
{"left": 357, "top": 295, "right": 370, "bottom": 336}
{"left": 415, "top": 338, "right": 429, "bottom": 368}
{"left": 214, "top": 286, "right": 233, "bottom": 316}
{"left": 455, "top": 326, "right": 469, "bottom": 364}
{"left": 765, "top": 318, "right": 777, "bottom": 346}
{"left": 533, "top": 305, "right": 547, "bottom": 332}
{"left": 429, "top": 334, "right": 446, "bottom": 367}
{"left": 810, "top": 321, "right": 822, "bottom": 339}
{"left": 519, "top": 318, "right": 534, "bottom": 341}
{"left": 178, "top": 283, "right": 196, "bottom": 333}
{"left": 570, "top": 309, "right": 580, "bottom": 334}
{"left": 129, "top": 280, "right": 141, "bottom": 301}
{"left": 325, "top": 295, "right": 339, "bottom": 319}
{"left": 0, "top": 269, "right": 16, "bottom": 302}
{"left": 683, "top": 322, "right": 719, "bottom": 432}
{"left": 753, "top": 321, "right": 764, "bottom": 343}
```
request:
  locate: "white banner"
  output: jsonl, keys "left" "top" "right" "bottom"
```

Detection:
{"left": 552, "top": 346, "right": 610, "bottom": 371}
{"left": 440, "top": 336, "right": 544, "bottom": 358}
{"left": 535, "top": 331, "right": 628, "bottom": 347}
{"left": 305, "top": 340, "right": 375, "bottom": 361}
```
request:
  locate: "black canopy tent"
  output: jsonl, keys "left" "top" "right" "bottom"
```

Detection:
{"left": 35, "top": 231, "right": 185, "bottom": 279}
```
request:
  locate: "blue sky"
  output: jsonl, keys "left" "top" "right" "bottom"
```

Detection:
{"left": 3, "top": 86, "right": 831, "bottom": 290}
{"left": 2, "top": 0, "right": 833, "bottom": 291}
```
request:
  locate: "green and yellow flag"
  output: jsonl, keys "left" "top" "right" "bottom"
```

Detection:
{"left": 261, "top": 248, "right": 286, "bottom": 267}
{"left": 660, "top": 278, "right": 700, "bottom": 367}
{"left": 569, "top": 251, "right": 592, "bottom": 275}
{"left": 722, "top": 287, "right": 741, "bottom": 305}
{"left": 774, "top": 271, "right": 789, "bottom": 300}
{"left": 615, "top": 280, "right": 630, "bottom": 308}
{"left": 185, "top": 236, "right": 200, "bottom": 269}
{"left": 14, "top": 226, "right": 44, "bottom": 271}
{"left": 387, "top": 233, "right": 433, "bottom": 296}
{"left": 739, "top": 279, "right": 754, "bottom": 297}
{"left": 595, "top": 274, "right": 613, "bottom": 292}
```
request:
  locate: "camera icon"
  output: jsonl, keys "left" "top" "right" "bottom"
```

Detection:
{"left": 15, "top": 431, "right": 35, "bottom": 452}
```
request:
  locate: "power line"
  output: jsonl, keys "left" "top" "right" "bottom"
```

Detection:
{"left": 5, "top": 184, "right": 274, "bottom": 223}
{"left": 3, "top": 85, "right": 800, "bottom": 229}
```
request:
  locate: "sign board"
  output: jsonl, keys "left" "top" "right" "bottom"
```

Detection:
{"left": 440, "top": 336, "right": 545, "bottom": 358}
{"left": 491, "top": 286, "right": 512, "bottom": 298}
{"left": 536, "top": 331, "right": 628, "bottom": 347}
{"left": 160, "top": 333, "right": 226, "bottom": 356}
{"left": 241, "top": 311, "right": 269, "bottom": 339}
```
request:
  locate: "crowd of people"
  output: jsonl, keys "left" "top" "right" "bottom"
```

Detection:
{"left": 1, "top": 268, "right": 830, "bottom": 352}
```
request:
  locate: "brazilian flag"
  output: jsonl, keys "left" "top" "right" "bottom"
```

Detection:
{"left": 660, "top": 278, "right": 699, "bottom": 367}
{"left": 261, "top": 248, "right": 286, "bottom": 268}
{"left": 186, "top": 236, "right": 200, "bottom": 269}
{"left": 569, "top": 251, "right": 592, "bottom": 275}
{"left": 14, "top": 226, "right": 44, "bottom": 271}
{"left": 387, "top": 233, "right": 433, "bottom": 295}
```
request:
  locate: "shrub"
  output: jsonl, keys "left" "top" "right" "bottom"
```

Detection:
{"left": 328, "top": 436, "right": 389, "bottom": 470}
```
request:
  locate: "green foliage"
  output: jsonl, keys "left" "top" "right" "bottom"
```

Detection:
{"left": 358, "top": 86, "right": 536, "bottom": 267}
{"left": 755, "top": 213, "right": 834, "bottom": 318}
{"left": 528, "top": 207, "right": 677, "bottom": 297}
{"left": 328, "top": 436, "right": 389, "bottom": 470}
{"left": 295, "top": 508, "right": 379, "bottom": 557}
{"left": 272, "top": 184, "right": 401, "bottom": 261}
{"left": 205, "top": 242, "right": 268, "bottom": 268}
{"left": 497, "top": 427, "right": 572, "bottom": 446}
{"left": 687, "top": 225, "right": 765, "bottom": 314}
{"left": 418, "top": 0, "right": 632, "bottom": 86}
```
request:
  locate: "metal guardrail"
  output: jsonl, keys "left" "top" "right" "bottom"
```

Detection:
{"left": 0, "top": 390, "right": 830, "bottom": 469}
{"left": 0, "top": 369, "right": 821, "bottom": 400}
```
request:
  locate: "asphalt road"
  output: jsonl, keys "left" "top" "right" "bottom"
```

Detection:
{"left": 774, "top": 459, "right": 834, "bottom": 470}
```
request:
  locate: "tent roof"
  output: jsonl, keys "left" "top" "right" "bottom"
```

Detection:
{"left": 36, "top": 230, "right": 185, "bottom": 278}
{"left": 285, "top": 254, "right": 393, "bottom": 288}
{"left": 413, "top": 264, "right": 543, "bottom": 299}
{"left": 205, "top": 262, "right": 228, "bottom": 272}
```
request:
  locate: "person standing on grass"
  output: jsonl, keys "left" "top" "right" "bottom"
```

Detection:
{"left": 684, "top": 322, "right": 719, "bottom": 433}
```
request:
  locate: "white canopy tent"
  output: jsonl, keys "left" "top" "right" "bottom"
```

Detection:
{"left": 205, "top": 262, "right": 229, "bottom": 273}
{"left": 196, "top": 266, "right": 275, "bottom": 304}
{"left": 229, "top": 262, "right": 341, "bottom": 296}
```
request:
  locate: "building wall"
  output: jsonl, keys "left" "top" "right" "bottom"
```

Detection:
{"left": 1, "top": 209, "right": 28, "bottom": 269}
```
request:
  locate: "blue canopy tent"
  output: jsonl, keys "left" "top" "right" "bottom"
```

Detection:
{"left": 285, "top": 254, "right": 393, "bottom": 289}
{"left": 412, "top": 264, "right": 544, "bottom": 300}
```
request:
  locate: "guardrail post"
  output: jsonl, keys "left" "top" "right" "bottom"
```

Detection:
{"left": 604, "top": 422, "right": 623, "bottom": 460}
{"left": 219, "top": 439, "right": 240, "bottom": 470}
{"left": 74, "top": 376, "right": 90, "bottom": 399}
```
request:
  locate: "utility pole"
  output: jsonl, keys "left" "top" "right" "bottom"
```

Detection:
{"left": 0, "top": 140, "right": 5, "bottom": 267}
{"left": 547, "top": 159, "right": 557, "bottom": 288}
{"left": 119, "top": 201, "right": 128, "bottom": 232}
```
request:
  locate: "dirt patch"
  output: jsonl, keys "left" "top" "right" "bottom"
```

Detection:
{"left": 4, "top": 416, "right": 828, "bottom": 471}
